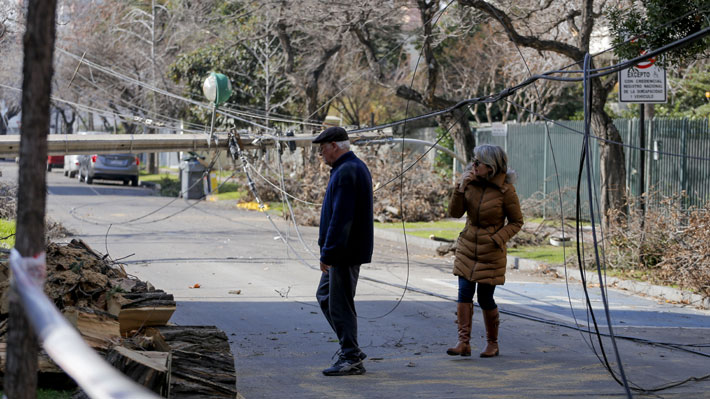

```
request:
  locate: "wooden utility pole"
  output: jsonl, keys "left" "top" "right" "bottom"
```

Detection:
{"left": 4, "top": 1, "right": 57, "bottom": 398}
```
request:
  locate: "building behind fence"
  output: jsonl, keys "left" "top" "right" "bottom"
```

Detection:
{"left": 473, "top": 117, "right": 710, "bottom": 219}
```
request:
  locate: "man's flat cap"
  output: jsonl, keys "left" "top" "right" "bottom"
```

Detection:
{"left": 313, "top": 126, "right": 349, "bottom": 144}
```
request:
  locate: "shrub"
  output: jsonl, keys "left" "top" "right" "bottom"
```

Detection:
{"left": 571, "top": 195, "right": 710, "bottom": 298}
{"left": 159, "top": 175, "right": 182, "bottom": 197}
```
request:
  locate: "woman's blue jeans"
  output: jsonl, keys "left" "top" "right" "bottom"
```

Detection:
{"left": 457, "top": 276, "right": 497, "bottom": 310}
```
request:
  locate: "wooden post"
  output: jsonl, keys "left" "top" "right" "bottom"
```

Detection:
{"left": 4, "top": 1, "right": 57, "bottom": 398}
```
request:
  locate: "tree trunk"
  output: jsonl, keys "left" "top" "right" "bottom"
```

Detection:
{"left": 5, "top": 1, "right": 57, "bottom": 398}
{"left": 58, "top": 107, "right": 75, "bottom": 135}
{"left": 145, "top": 326, "right": 237, "bottom": 398}
{"left": 149, "top": 152, "right": 158, "bottom": 174}
{"left": 0, "top": 105, "right": 20, "bottom": 135}
{"left": 87, "top": 111, "right": 95, "bottom": 131}
{"left": 396, "top": 85, "right": 475, "bottom": 165}
{"left": 472, "top": 103, "right": 481, "bottom": 124}
{"left": 0, "top": 115, "right": 7, "bottom": 136}
{"left": 591, "top": 76, "right": 627, "bottom": 226}
{"left": 438, "top": 107, "right": 475, "bottom": 163}
{"left": 457, "top": 0, "right": 628, "bottom": 222}
{"left": 105, "top": 347, "right": 170, "bottom": 396}
{"left": 304, "top": 43, "right": 341, "bottom": 124}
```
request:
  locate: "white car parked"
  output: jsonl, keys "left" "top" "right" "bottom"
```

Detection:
{"left": 64, "top": 131, "right": 101, "bottom": 178}
{"left": 63, "top": 154, "right": 80, "bottom": 178}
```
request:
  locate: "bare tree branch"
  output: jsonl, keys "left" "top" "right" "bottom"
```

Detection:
{"left": 457, "top": 0, "right": 585, "bottom": 60}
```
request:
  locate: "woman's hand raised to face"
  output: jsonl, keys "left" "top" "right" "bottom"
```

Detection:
{"left": 457, "top": 167, "right": 476, "bottom": 193}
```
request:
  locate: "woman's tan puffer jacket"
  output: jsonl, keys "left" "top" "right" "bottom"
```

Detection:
{"left": 449, "top": 171, "right": 523, "bottom": 285}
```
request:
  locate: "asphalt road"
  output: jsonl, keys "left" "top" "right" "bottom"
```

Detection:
{"left": 2, "top": 160, "right": 709, "bottom": 398}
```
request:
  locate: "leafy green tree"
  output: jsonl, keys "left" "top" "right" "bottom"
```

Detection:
{"left": 608, "top": 2, "right": 710, "bottom": 117}
{"left": 607, "top": 1, "right": 710, "bottom": 67}
{"left": 656, "top": 64, "right": 710, "bottom": 118}
{"left": 170, "top": 44, "right": 256, "bottom": 126}
{"left": 434, "top": 126, "right": 455, "bottom": 179}
{"left": 169, "top": 2, "right": 294, "bottom": 129}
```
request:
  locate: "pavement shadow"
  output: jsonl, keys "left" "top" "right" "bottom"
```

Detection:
{"left": 169, "top": 299, "right": 710, "bottom": 399}
{"left": 48, "top": 183, "right": 153, "bottom": 197}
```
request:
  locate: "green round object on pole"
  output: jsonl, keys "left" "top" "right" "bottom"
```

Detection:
{"left": 202, "top": 72, "right": 232, "bottom": 105}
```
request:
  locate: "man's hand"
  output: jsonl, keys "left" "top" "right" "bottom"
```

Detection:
{"left": 320, "top": 262, "right": 332, "bottom": 273}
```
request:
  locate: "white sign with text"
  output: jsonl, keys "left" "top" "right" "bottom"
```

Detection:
{"left": 618, "top": 62, "right": 667, "bottom": 103}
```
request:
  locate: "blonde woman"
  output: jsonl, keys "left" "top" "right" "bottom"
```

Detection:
{"left": 447, "top": 144, "right": 523, "bottom": 358}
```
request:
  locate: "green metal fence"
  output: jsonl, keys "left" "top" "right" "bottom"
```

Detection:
{"left": 473, "top": 117, "right": 710, "bottom": 218}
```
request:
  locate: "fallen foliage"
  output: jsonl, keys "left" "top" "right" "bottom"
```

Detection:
{"left": 570, "top": 197, "right": 710, "bottom": 299}
{"left": 519, "top": 186, "right": 579, "bottom": 220}
{"left": 656, "top": 208, "right": 710, "bottom": 298}
{"left": 0, "top": 182, "right": 17, "bottom": 220}
{"left": 0, "top": 239, "right": 163, "bottom": 336}
{"left": 244, "top": 146, "right": 453, "bottom": 225}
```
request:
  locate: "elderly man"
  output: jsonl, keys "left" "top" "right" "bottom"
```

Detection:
{"left": 314, "top": 126, "right": 373, "bottom": 376}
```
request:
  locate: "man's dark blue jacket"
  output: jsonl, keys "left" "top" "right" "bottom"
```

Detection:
{"left": 318, "top": 151, "right": 373, "bottom": 266}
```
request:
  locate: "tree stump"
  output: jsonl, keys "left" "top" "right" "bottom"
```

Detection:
{"left": 145, "top": 325, "right": 237, "bottom": 399}
{"left": 105, "top": 346, "right": 170, "bottom": 396}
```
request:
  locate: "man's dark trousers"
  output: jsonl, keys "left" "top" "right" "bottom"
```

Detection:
{"left": 316, "top": 264, "right": 362, "bottom": 360}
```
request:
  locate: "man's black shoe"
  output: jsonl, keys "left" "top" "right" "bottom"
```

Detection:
{"left": 333, "top": 349, "right": 367, "bottom": 361}
{"left": 322, "top": 357, "right": 366, "bottom": 376}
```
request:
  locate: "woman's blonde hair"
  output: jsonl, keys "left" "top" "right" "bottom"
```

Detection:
{"left": 474, "top": 144, "right": 515, "bottom": 183}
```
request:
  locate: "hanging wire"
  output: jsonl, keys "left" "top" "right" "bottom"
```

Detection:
{"left": 36, "top": 8, "right": 710, "bottom": 386}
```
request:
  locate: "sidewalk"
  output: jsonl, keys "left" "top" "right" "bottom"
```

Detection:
{"left": 374, "top": 227, "right": 710, "bottom": 310}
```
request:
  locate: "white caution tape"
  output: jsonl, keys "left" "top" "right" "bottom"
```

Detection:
{"left": 9, "top": 248, "right": 160, "bottom": 399}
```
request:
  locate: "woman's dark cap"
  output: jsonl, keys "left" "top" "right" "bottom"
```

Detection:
{"left": 313, "top": 126, "right": 349, "bottom": 143}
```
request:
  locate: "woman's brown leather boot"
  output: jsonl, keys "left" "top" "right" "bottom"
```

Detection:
{"left": 480, "top": 308, "right": 500, "bottom": 357}
{"left": 446, "top": 302, "right": 473, "bottom": 356}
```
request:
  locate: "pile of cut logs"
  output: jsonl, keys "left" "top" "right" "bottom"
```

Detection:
{"left": 0, "top": 239, "right": 237, "bottom": 398}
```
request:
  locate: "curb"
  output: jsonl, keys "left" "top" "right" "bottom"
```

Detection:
{"left": 140, "top": 181, "right": 159, "bottom": 190}
{"left": 551, "top": 266, "right": 710, "bottom": 310}
{"left": 374, "top": 228, "right": 710, "bottom": 310}
{"left": 373, "top": 228, "right": 442, "bottom": 251}
{"left": 374, "top": 228, "right": 544, "bottom": 271}
{"left": 507, "top": 256, "right": 542, "bottom": 272}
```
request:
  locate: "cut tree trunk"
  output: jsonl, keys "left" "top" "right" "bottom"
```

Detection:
{"left": 0, "top": 343, "right": 62, "bottom": 374}
{"left": 145, "top": 326, "right": 237, "bottom": 399}
{"left": 0, "top": 343, "right": 75, "bottom": 391}
{"left": 118, "top": 307, "right": 176, "bottom": 336}
{"left": 62, "top": 306, "right": 121, "bottom": 351}
{"left": 107, "top": 290, "right": 176, "bottom": 335}
{"left": 105, "top": 347, "right": 170, "bottom": 396}
{"left": 121, "top": 291, "right": 176, "bottom": 309}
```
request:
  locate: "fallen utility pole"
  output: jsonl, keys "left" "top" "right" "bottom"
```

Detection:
{"left": 0, "top": 130, "right": 393, "bottom": 157}
{"left": 0, "top": 129, "right": 459, "bottom": 162}
{"left": 358, "top": 137, "right": 466, "bottom": 164}
{"left": 5, "top": 1, "right": 57, "bottom": 398}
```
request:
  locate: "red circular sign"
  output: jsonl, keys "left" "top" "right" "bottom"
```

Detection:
{"left": 637, "top": 51, "right": 656, "bottom": 69}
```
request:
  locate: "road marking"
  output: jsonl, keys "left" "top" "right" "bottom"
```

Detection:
{"left": 424, "top": 278, "right": 582, "bottom": 325}
{"left": 422, "top": 278, "right": 710, "bottom": 329}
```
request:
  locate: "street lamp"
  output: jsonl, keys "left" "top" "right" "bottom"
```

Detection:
{"left": 202, "top": 72, "right": 232, "bottom": 145}
{"left": 202, "top": 72, "right": 232, "bottom": 106}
